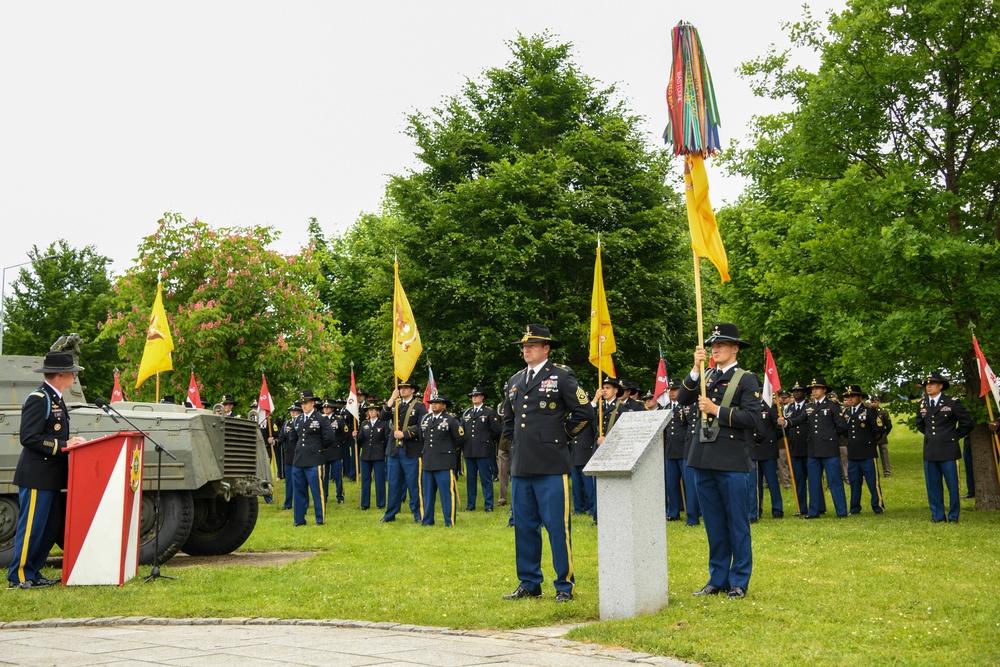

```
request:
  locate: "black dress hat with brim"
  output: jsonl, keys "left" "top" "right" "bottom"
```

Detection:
{"left": 428, "top": 394, "right": 453, "bottom": 408}
{"left": 512, "top": 323, "right": 562, "bottom": 349}
{"left": 921, "top": 372, "right": 951, "bottom": 391}
{"left": 34, "top": 351, "right": 84, "bottom": 373}
{"left": 704, "top": 323, "right": 751, "bottom": 349}
{"left": 806, "top": 377, "right": 829, "bottom": 390}
{"left": 842, "top": 385, "right": 870, "bottom": 399}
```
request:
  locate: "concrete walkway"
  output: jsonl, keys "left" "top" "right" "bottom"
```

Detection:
{"left": 0, "top": 617, "right": 697, "bottom": 667}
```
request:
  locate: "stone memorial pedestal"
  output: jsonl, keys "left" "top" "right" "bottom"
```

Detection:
{"left": 583, "top": 408, "right": 671, "bottom": 620}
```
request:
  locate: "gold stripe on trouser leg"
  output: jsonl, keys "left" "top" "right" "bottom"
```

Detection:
{"left": 318, "top": 466, "right": 326, "bottom": 523}
{"left": 17, "top": 490, "right": 38, "bottom": 583}
{"left": 873, "top": 458, "right": 885, "bottom": 510}
{"left": 679, "top": 471, "right": 687, "bottom": 513}
{"left": 449, "top": 470, "right": 457, "bottom": 525}
{"left": 562, "top": 474, "right": 574, "bottom": 593}
{"left": 417, "top": 457, "right": 424, "bottom": 519}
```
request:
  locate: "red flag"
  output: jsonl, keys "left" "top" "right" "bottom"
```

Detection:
{"left": 654, "top": 356, "right": 670, "bottom": 407}
{"left": 763, "top": 347, "right": 782, "bottom": 407}
{"left": 186, "top": 372, "right": 203, "bottom": 409}
{"left": 257, "top": 375, "right": 274, "bottom": 422}
{"left": 347, "top": 369, "right": 360, "bottom": 422}
{"left": 111, "top": 371, "right": 125, "bottom": 403}
{"left": 972, "top": 335, "right": 1000, "bottom": 407}
{"left": 423, "top": 364, "right": 437, "bottom": 410}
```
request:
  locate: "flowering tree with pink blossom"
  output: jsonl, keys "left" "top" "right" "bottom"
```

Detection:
{"left": 99, "top": 213, "right": 342, "bottom": 408}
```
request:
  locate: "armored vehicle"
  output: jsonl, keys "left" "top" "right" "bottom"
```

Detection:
{"left": 0, "top": 353, "right": 274, "bottom": 566}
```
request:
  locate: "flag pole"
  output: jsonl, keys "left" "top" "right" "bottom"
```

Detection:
{"left": 693, "top": 249, "right": 708, "bottom": 426}
{"left": 983, "top": 395, "right": 1000, "bottom": 489}
{"left": 155, "top": 373, "right": 160, "bottom": 403}
{"left": 263, "top": 370, "right": 277, "bottom": 483}
{"left": 352, "top": 360, "right": 360, "bottom": 488}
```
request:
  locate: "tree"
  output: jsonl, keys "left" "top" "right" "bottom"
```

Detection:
{"left": 2, "top": 241, "right": 118, "bottom": 401}
{"left": 317, "top": 33, "right": 695, "bottom": 400}
{"left": 723, "top": 0, "right": 1000, "bottom": 507}
{"left": 98, "top": 213, "right": 342, "bottom": 409}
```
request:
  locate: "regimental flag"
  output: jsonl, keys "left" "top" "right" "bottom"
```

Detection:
{"left": 423, "top": 364, "right": 438, "bottom": 410}
{"left": 762, "top": 347, "right": 782, "bottom": 407}
{"left": 111, "top": 371, "right": 125, "bottom": 403}
{"left": 392, "top": 261, "right": 422, "bottom": 382}
{"left": 187, "top": 372, "right": 203, "bottom": 409}
{"left": 136, "top": 281, "right": 175, "bottom": 388}
{"left": 347, "top": 368, "right": 360, "bottom": 423}
{"left": 589, "top": 243, "right": 616, "bottom": 378}
{"left": 685, "top": 154, "right": 730, "bottom": 283}
{"left": 973, "top": 335, "right": 1000, "bottom": 408}
{"left": 257, "top": 375, "right": 274, "bottom": 423}
{"left": 654, "top": 355, "right": 670, "bottom": 407}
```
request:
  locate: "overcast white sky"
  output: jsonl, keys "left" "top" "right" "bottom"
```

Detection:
{"left": 0, "top": 1, "right": 845, "bottom": 279}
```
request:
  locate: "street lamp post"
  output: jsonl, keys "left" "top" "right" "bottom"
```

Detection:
{"left": 0, "top": 254, "right": 57, "bottom": 355}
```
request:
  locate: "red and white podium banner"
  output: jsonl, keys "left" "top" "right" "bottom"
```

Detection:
{"left": 63, "top": 432, "right": 145, "bottom": 586}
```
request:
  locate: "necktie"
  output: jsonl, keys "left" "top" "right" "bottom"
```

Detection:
{"left": 526, "top": 369, "right": 534, "bottom": 387}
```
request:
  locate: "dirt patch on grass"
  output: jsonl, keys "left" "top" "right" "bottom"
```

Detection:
{"left": 166, "top": 551, "right": 317, "bottom": 568}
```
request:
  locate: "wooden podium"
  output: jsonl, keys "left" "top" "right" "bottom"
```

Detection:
{"left": 63, "top": 432, "right": 145, "bottom": 586}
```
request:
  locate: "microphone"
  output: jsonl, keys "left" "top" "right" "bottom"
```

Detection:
{"left": 94, "top": 398, "right": 120, "bottom": 423}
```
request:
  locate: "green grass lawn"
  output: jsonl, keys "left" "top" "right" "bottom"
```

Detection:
{"left": 4, "top": 427, "right": 999, "bottom": 667}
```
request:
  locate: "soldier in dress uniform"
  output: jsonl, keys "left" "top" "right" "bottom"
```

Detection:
{"left": 842, "top": 386, "right": 886, "bottom": 515}
{"left": 292, "top": 390, "right": 337, "bottom": 526}
{"left": 663, "top": 379, "right": 688, "bottom": 522}
{"left": 778, "top": 382, "right": 820, "bottom": 515}
{"left": 643, "top": 391, "right": 658, "bottom": 411}
{"left": 380, "top": 380, "right": 426, "bottom": 523}
{"left": 620, "top": 381, "right": 645, "bottom": 413}
{"left": 752, "top": 398, "right": 783, "bottom": 520}
{"left": 220, "top": 394, "right": 236, "bottom": 417}
{"left": 421, "top": 395, "right": 465, "bottom": 526}
{"left": 678, "top": 323, "right": 762, "bottom": 599}
{"left": 915, "top": 372, "right": 973, "bottom": 523}
{"left": 357, "top": 401, "right": 390, "bottom": 510}
{"left": 595, "top": 376, "right": 626, "bottom": 445}
{"left": 278, "top": 401, "right": 302, "bottom": 510}
{"left": 462, "top": 387, "right": 501, "bottom": 512}
{"left": 570, "top": 393, "right": 597, "bottom": 521}
{"left": 679, "top": 398, "right": 701, "bottom": 526}
{"left": 775, "top": 390, "right": 793, "bottom": 489}
{"left": 869, "top": 395, "right": 893, "bottom": 476}
{"left": 786, "top": 377, "right": 848, "bottom": 519}
{"left": 335, "top": 397, "right": 357, "bottom": 482}
{"left": 7, "top": 351, "right": 86, "bottom": 589}
{"left": 501, "top": 324, "right": 594, "bottom": 603}
{"left": 496, "top": 399, "right": 512, "bottom": 507}
{"left": 320, "top": 397, "right": 347, "bottom": 506}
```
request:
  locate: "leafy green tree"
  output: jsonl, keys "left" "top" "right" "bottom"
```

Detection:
{"left": 2, "top": 241, "right": 118, "bottom": 401}
{"left": 317, "top": 33, "right": 694, "bottom": 401}
{"left": 99, "top": 213, "right": 342, "bottom": 409}
{"left": 723, "top": 0, "right": 1000, "bottom": 506}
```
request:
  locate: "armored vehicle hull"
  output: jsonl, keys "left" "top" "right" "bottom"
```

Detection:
{"left": 0, "top": 355, "right": 273, "bottom": 566}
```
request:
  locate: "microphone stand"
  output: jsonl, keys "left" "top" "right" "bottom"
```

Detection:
{"left": 97, "top": 399, "right": 178, "bottom": 582}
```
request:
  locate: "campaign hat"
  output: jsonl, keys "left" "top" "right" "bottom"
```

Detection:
{"left": 34, "top": 351, "right": 84, "bottom": 374}
{"left": 806, "top": 377, "right": 829, "bottom": 390}
{"left": 468, "top": 386, "right": 487, "bottom": 397}
{"left": 397, "top": 380, "right": 420, "bottom": 390}
{"left": 428, "top": 394, "right": 452, "bottom": 408}
{"left": 220, "top": 394, "right": 236, "bottom": 405}
{"left": 790, "top": 381, "right": 807, "bottom": 392}
{"left": 704, "top": 323, "right": 750, "bottom": 349}
{"left": 299, "top": 389, "right": 319, "bottom": 403}
{"left": 512, "top": 323, "right": 562, "bottom": 349}
{"left": 921, "top": 372, "right": 950, "bottom": 391}
{"left": 361, "top": 400, "right": 381, "bottom": 412}
{"left": 602, "top": 376, "right": 626, "bottom": 398}
{"left": 287, "top": 401, "right": 303, "bottom": 412}
{"left": 321, "top": 397, "right": 336, "bottom": 409}
{"left": 668, "top": 378, "right": 681, "bottom": 390}
{"left": 842, "top": 385, "right": 869, "bottom": 399}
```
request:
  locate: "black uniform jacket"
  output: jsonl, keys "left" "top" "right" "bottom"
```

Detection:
{"left": 843, "top": 404, "right": 886, "bottom": 460}
{"left": 321, "top": 412, "right": 348, "bottom": 463}
{"left": 915, "top": 395, "right": 974, "bottom": 461}
{"left": 14, "top": 383, "right": 71, "bottom": 491}
{"left": 681, "top": 404, "right": 698, "bottom": 459}
{"left": 461, "top": 405, "right": 501, "bottom": 458}
{"left": 380, "top": 399, "right": 426, "bottom": 458}
{"left": 571, "top": 420, "right": 597, "bottom": 467}
{"left": 783, "top": 401, "right": 809, "bottom": 457}
{"left": 753, "top": 402, "right": 780, "bottom": 461}
{"left": 676, "top": 365, "right": 763, "bottom": 473}
{"left": 358, "top": 418, "right": 391, "bottom": 462}
{"left": 292, "top": 410, "right": 337, "bottom": 467}
{"left": 421, "top": 412, "right": 465, "bottom": 471}
{"left": 663, "top": 403, "right": 687, "bottom": 460}
{"left": 279, "top": 415, "right": 300, "bottom": 464}
{"left": 787, "top": 398, "right": 846, "bottom": 458}
{"left": 502, "top": 361, "right": 594, "bottom": 476}
{"left": 597, "top": 400, "right": 622, "bottom": 437}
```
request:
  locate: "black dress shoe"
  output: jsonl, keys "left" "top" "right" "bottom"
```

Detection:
{"left": 484, "top": 508, "right": 493, "bottom": 512}
{"left": 803, "top": 514, "right": 820, "bottom": 519}
{"left": 34, "top": 576, "right": 60, "bottom": 587}
{"left": 379, "top": 517, "right": 395, "bottom": 523}
{"left": 692, "top": 584, "right": 728, "bottom": 596}
{"left": 555, "top": 590, "right": 574, "bottom": 602}
{"left": 963, "top": 493, "right": 974, "bottom": 499}
{"left": 727, "top": 587, "right": 747, "bottom": 599}
{"left": 503, "top": 585, "right": 542, "bottom": 600}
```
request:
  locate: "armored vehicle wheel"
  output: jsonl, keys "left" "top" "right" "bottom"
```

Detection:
{"left": 181, "top": 496, "right": 259, "bottom": 556}
{"left": 0, "top": 495, "right": 19, "bottom": 567}
{"left": 139, "top": 490, "right": 194, "bottom": 565}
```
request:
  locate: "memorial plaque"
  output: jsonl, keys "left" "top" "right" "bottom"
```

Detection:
{"left": 584, "top": 409, "right": 671, "bottom": 477}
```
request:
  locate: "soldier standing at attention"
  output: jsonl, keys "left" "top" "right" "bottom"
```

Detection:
{"left": 775, "top": 390, "right": 793, "bottom": 489}
{"left": 501, "top": 324, "right": 594, "bottom": 602}
{"left": 915, "top": 372, "right": 973, "bottom": 523}
{"left": 677, "top": 323, "right": 763, "bottom": 600}
{"left": 570, "top": 396, "right": 597, "bottom": 522}
{"left": 380, "top": 380, "right": 426, "bottom": 523}
{"left": 421, "top": 395, "right": 465, "bottom": 526}
{"left": 357, "top": 401, "right": 390, "bottom": 510}
{"left": 7, "top": 351, "right": 86, "bottom": 589}
{"left": 320, "top": 397, "right": 347, "bottom": 506}
{"left": 663, "top": 379, "right": 688, "bottom": 522}
{"left": 279, "top": 401, "right": 302, "bottom": 510}
{"left": 462, "top": 387, "right": 501, "bottom": 512}
{"left": 786, "top": 377, "right": 847, "bottom": 519}
{"left": 752, "top": 398, "right": 783, "bottom": 521}
{"left": 292, "top": 390, "right": 336, "bottom": 526}
{"left": 869, "top": 395, "right": 893, "bottom": 476}
{"left": 220, "top": 394, "right": 236, "bottom": 418}
{"left": 842, "top": 386, "right": 886, "bottom": 515}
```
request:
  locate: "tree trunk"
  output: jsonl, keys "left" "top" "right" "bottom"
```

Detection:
{"left": 969, "top": 423, "right": 1000, "bottom": 510}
